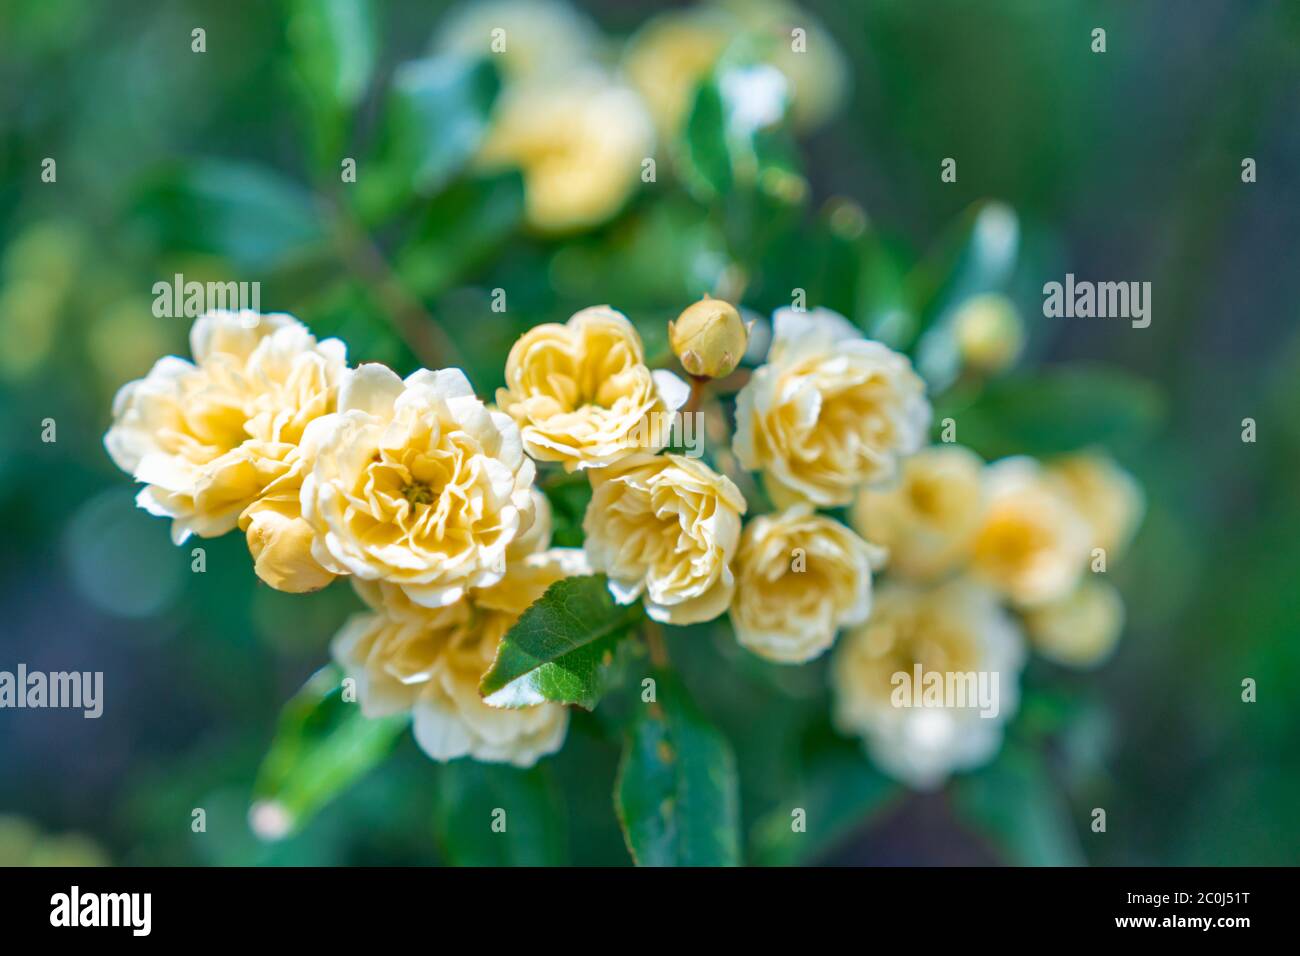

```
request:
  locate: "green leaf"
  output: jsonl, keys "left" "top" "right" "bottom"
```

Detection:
{"left": 937, "top": 365, "right": 1165, "bottom": 458}
{"left": 950, "top": 742, "right": 1085, "bottom": 866}
{"left": 905, "top": 200, "right": 1020, "bottom": 350}
{"left": 434, "top": 760, "right": 567, "bottom": 866}
{"left": 615, "top": 670, "right": 741, "bottom": 866}
{"left": 395, "top": 171, "right": 524, "bottom": 297}
{"left": 680, "top": 62, "right": 806, "bottom": 208}
{"left": 480, "top": 574, "right": 640, "bottom": 710}
{"left": 751, "top": 731, "right": 901, "bottom": 866}
{"left": 286, "top": 0, "right": 378, "bottom": 111}
{"left": 250, "top": 665, "right": 407, "bottom": 840}
{"left": 131, "top": 160, "right": 325, "bottom": 272}
{"left": 382, "top": 54, "right": 500, "bottom": 197}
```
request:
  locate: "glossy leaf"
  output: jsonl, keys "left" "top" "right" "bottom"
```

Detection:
{"left": 286, "top": 0, "right": 378, "bottom": 110}
{"left": 250, "top": 665, "right": 407, "bottom": 840}
{"left": 433, "top": 760, "right": 567, "bottom": 866}
{"left": 950, "top": 742, "right": 1085, "bottom": 866}
{"left": 615, "top": 670, "right": 741, "bottom": 866}
{"left": 480, "top": 574, "right": 640, "bottom": 710}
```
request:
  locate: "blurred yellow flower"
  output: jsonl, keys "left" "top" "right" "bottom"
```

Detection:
{"left": 478, "top": 71, "right": 654, "bottom": 232}
{"left": 733, "top": 307, "right": 931, "bottom": 507}
{"left": 104, "top": 310, "right": 347, "bottom": 543}
{"left": 1023, "top": 577, "right": 1125, "bottom": 668}
{"left": 1047, "top": 451, "right": 1144, "bottom": 559}
{"left": 300, "top": 363, "right": 537, "bottom": 608}
{"left": 851, "top": 444, "right": 985, "bottom": 581}
{"left": 831, "top": 578, "right": 1025, "bottom": 789}
{"left": 970, "top": 457, "right": 1091, "bottom": 606}
{"left": 335, "top": 548, "right": 587, "bottom": 766}
{"left": 496, "top": 307, "right": 689, "bottom": 471}
{"left": 435, "top": 0, "right": 599, "bottom": 83}
{"left": 624, "top": 1, "right": 849, "bottom": 136}
{"left": 731, "top": 504, "right": 883, "bottom": 663}
{"left": 584, "top": 452, "right": 746, "bottom": 625}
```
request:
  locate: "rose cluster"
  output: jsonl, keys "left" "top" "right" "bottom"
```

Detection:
{"left": 105, "top": 300, "right": 1140, "bottom": 784}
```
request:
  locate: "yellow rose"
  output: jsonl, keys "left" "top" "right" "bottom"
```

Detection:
{"left": 300, "top": 363, "right": 536, "bottom": 608}
{"left": 477, "top": 71, "right": 655, "bottom": 232}
{"left": 733, "top": 307, "right": 931, "bottom": 507}
{"left": 434, "top": 0, "right": 599, "bottom": 83}
{"left": 496, "top": 307, "right": 689, "bottom": 471}
{"left": 584, "top": 452, "right": 747, "bottom": 624}
{"left": 669, "top": 296, "right": 748, "bottom": 379}
{"left": 335, "top": 548, "right": 587, "bottom": 766}
{"left": 104, "top": 309, "right": 346, "bottom": 543}
{"left": 1047, "top": 452, "right": 1144, "bottom": 560}
{"left": 1023, "top": 578, "right": 1124, "bottom": 668}
{"left": 731, "top": 504, "right": 883, "bottom": 663}
{"left": 970, "top": 457, "right": 1091, "bottom": 606}
{"left": 831, "top": 578, "right": 1026, "bottom": 789}
{"left": 851, "top": 444, "right": 985, "bottom": 581}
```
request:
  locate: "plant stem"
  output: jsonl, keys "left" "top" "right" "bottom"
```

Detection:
{"left": 644, "top": 620, "right": 669, "bottom": 669}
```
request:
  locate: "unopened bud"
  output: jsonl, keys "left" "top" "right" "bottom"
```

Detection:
{"left": 669, "top": 296, "right": 747, "bottom": 379}
{"left": 953, "top": 293, "right": 1023, "bottom": 374}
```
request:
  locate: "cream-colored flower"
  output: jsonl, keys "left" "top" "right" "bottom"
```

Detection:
{"left": 478, "top": 71, "right": 655, "bottom": 232}
{"left": 335, "top": 548, "right": 587, "bottom": 767}
{"left": 1047, "top": 452, "right": 1144, "bottom": 560}
{"left": 300, "top": 363, "right": 536, "bottom": 608}
{"left": 623, "top": 8, "right": 732, "bottom": 137}
{"left": 1023, "top": 578, "right": 1124, "bottom": 668}
{"left": 731, "top": 505, "right": 883, "bottom": 663}
{"left": 104, "top": 310, "right": 346, "bottom": 543}
{"left": 434, "top": 0, "right": 599, "bottom": 83}
{"left": 623, "top": 1, "right": 849, "bottom": 136}
{"left": 970, "top": 457, "right": 1091, "bottom": 606}
{"left": 831, "top": 578, "right": 1026, "bottom": 789}
{"left": 584, "top": 452, "right": 746, "bottom": 624}
{"left": 851, "top": 445, "right": 985, "bottom": 581}
{"left": 733, "top": 307, "right": 931, "bottom": 508}
{"left": 496, "top": 307, "right": 689, "bottom": 471}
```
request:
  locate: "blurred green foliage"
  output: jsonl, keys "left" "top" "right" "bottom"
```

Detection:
{"left": 1, "top": 0, "right": 1298, "bottom": 866}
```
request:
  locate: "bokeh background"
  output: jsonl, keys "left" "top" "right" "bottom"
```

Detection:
{"left": 1, "top": 0, "right": 1298, "bottom": 865}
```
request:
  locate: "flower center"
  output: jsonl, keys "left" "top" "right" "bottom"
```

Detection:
{"left": 402, "top": 480, "right": 436, "bottom": 507}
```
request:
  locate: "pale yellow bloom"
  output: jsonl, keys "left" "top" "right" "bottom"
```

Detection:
{"left": 623, "top": 1, "right": 849, "bottom": 136}
{"left": 334, "top": 548, "right": 586, "bottom": 766}
{"left": 851, "top": 445, "right": 985, "bottom": 581}
{"left": 733, "top": 307, "right": 931, "bottom": 508}
{"left": 1024, "top": 578, "right": 1125, "bottom": 668}
{"left": 623, "top": 8, "right": 732, "bottom": 137}
{"left": 1047, "top": 452, "right": 1144, "bottom": 559}
{"left": 584, "top": 452, "right": 747, "bottom": 625}
{"left": 300, "top": 363, "right": 536, "bottom": 609}
{"left": 478, "top": 71, "right": 655, "bottom": 232}
{"left": 831, "top": 578, "right": 1025, "bottom": 789}
{"left": 104, "top": 310, "right": 346, "bottom": 543}
{"left": 496, "top": 307, "right": 689, "bottom": 471}
{"left": 731, "top": 505, "right": 883, "bottom": 663}
{"left": 970, "top": 457, "right": 1091, "bottom": 606}
{"left": 952, "top": 293, "right": 1024, "bottom": 374}
{"left": 434, "top": 0, "right": 599, "bottom": 83}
